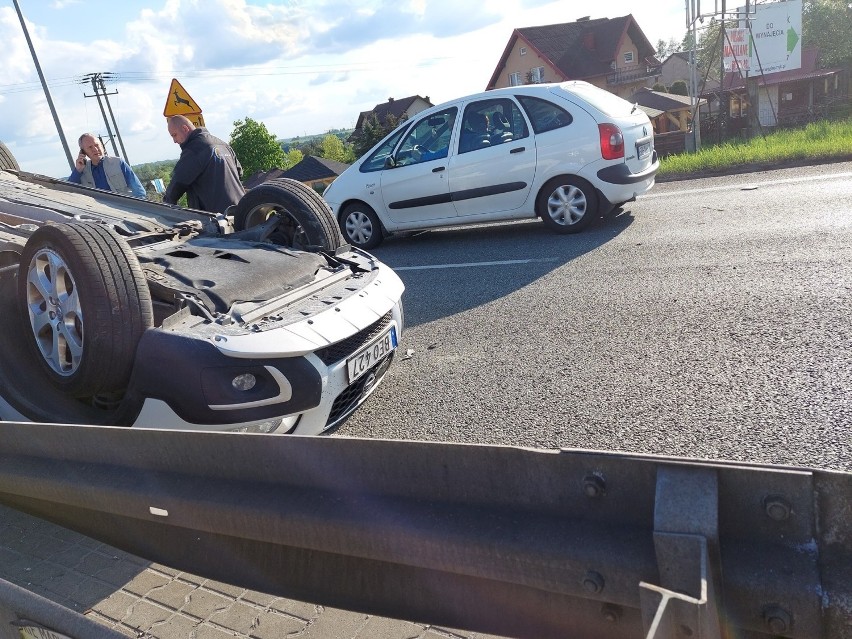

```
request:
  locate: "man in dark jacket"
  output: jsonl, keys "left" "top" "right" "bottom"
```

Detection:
{"left": 164, "top": 115, "right": 245, "bottom": 213}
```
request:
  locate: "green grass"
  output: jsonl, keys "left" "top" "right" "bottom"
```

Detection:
{"left": 658, "top": 117, "right": 852, "bottom": 176}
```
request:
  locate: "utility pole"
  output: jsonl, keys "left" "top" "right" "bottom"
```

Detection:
{"left": 12, "top": 0, "right": 74, "bottom": 171}
{"left": 81, "top": 73, "right": 130, "bottom": 165}
{"left": 98, "top": 74, "right": 130, "bottom": 164}
{"left": 719, "top": 0, "right": 726, "bottom": 144}
{"left": 82, "top": 73, "right": 119, "bottom": 158}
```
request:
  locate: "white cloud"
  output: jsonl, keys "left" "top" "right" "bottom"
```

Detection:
{"left": 1, "top": 0, "right": 691, "bottom": 177}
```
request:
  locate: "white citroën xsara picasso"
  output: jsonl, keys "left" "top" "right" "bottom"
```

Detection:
{"left": 324, "top": 82, "right": 659, "bottom": 249}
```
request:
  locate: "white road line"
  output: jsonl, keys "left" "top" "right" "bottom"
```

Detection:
{"left": 393, "top": 257, "right": 561, "bottom": 271}
{"left": 643, "top": 171, "right": 852, "bottom": 199}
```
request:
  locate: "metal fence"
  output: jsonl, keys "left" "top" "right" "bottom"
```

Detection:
{"left": 0, "top": 421, "right": 850, "bottom": 639}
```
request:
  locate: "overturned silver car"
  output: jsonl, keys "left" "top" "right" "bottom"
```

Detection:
{"left": 0, "top": 146, "right": 404, "bottom": 435}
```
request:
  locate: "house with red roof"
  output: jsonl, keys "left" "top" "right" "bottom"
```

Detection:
{"left": 350, "top": 95, "right": 433, "bottom": 140}
{"left": 486, "top": 15, "right": 661, "bottom": 100}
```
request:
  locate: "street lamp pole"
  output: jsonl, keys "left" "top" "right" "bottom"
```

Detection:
{"left": 12, "top": 0, "right": 74, "bottom": 171}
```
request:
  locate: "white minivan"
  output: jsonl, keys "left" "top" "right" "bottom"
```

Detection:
{"left": 324, "top": 82, "right": 659, "bottom": 249}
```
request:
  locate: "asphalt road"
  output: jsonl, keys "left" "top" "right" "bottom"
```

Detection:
{"left": 336, "top": 161, "right": 852, "bottom": 473}
{"left": 3, "top": 163, "right": 850, "bottom": 639}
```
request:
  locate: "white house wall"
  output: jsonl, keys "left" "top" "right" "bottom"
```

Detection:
{"left": 758, "top": 85, "right": 779, "bottom": 127}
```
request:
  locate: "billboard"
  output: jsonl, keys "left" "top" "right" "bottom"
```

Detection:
{"left": 737, "top": 0, "right": 802, "bottom": 75}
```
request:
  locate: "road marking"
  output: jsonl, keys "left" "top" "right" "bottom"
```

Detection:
{"left": 393, "top": 257, "right": 561, "bottom": 271}
{"left": 644, "top": 171, "right": 852, "bottom": 199}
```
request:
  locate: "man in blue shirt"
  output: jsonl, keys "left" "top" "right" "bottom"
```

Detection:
{"left": 67, "top": 133, "right": 146, "bottom": 198}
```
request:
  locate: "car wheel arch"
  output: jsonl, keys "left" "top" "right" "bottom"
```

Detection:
{"left": 338, "top": 200, "right": 387, "bottom": 250}
{"left": 535, "top": 174, "right": 600, "bottom": 234}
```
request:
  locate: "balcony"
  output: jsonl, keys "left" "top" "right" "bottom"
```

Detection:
{"left": 606, "top": 64, "right": 662, "bottom": 86}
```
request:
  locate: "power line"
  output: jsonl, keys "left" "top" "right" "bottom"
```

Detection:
{"left": 0, "top": 56, "right": 489, "bottom": 95}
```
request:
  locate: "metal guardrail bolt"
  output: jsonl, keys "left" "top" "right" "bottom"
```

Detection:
{"left": 763, "top": 495, "right": 792, "bottom": 521}
{"left": 582, "top": 570, "right": 605, "bottom": 594}
{"left": 583, "top": 474, "right": 606, "bottom": 498}
{"left": 764, "top": 606, "right": 792, "bottom": 634}
{"left": 600, "top": 604, "right": 621, "bottom": 623}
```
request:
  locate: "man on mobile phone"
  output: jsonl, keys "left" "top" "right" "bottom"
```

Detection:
{"left": 67, "top": 133, "right": 146, "bottom": 198}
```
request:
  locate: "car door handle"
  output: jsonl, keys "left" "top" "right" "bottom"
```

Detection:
{"left": 432, "top": 166, "right": 446, "bottom": 173}
{"left": 510, "top": 147, "right": 525, "bottom": 154}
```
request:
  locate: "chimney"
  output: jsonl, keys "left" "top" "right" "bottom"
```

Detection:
{"left": 577, "top": 16, "right": 591, "bottom": 21}
{"left": 388, "top": 97, "right": 394, "bottom": 102}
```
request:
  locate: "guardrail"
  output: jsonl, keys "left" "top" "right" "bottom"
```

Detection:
{"left": 0, "top": 578, "right": 125, "bottom": 639}
{"left": 0, "top": 421, "right": 849, "bottom": 639}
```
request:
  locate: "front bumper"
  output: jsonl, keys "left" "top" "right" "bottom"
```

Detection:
{"left": 130, "top": 309, "right": 402, "bottom": 436}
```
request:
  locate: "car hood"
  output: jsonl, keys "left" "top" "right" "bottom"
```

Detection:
{"left": 136, "top": 235, "right": 327, "bottom": 314}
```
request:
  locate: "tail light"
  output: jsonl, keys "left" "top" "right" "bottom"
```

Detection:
{"left": 598, "top": 123, "right": 624, "bottom": 160}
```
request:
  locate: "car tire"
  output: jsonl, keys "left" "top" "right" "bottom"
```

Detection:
{"left": 340, "top": 202, "right": 383, "bottom": 250}
{"left": 0, "top": 141, "right": 20, "bottom": 171}
{"left": 234, "top": 178, "right": 344, "bottom": 251}
{"left": 537, "top": 176, "right": 598, "bottom": 234}
{"left": 17, "top": 222, "right": 154, "bottom": 397}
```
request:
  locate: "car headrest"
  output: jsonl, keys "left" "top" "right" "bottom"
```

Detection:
{"left": 468, "top": 113, "right": 488, "bottom": 134}
{"left": 492, "top": 111, "right": 510, "bottom": 129}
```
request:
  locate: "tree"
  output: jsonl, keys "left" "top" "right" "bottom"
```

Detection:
{"left": 284, "top": 148, "right": 303, "bottom": 168}
{"left": 803, "top": 0, "right": 852, "bottom": 68}
{"left": 133, "top": 160, "right": 176, "bottom": 203}
{"left": 670, "top": 80, "right": 689, "bottom": 96}
{"left": 656, "top": 38, "right": 681, "bottom": 60}
{"left": 229, "top": 118, "right": 288, "bottom": 179}
{"left": 351, "top": 112, "right": 403, "bottom": 158}
{"left": 318, "top": 134, "right": 356, "bottom": 164}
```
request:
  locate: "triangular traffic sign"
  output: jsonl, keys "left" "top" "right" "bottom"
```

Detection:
{"left": 163, "top": 78, "right": 203, "bottom": 116}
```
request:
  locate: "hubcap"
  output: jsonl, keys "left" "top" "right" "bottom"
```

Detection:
{"left": 547, "top": 185, "right": 586, "bottom": 226}
{"left": 345, "top": 211, "right": 373, "bottom": 245}
{"left": 26, "top": 248, "right": 83, "bottom": 376}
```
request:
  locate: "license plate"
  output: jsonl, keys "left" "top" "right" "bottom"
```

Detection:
{"left": 347, "top": 326, "right": 397, "bottom": 383}
{"left": 637, "top": 141, "right": 651, "bottom": 160}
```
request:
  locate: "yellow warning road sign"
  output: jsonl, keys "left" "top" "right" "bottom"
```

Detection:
{"left": 163, "top": 78, "right": 202, "bottom": 116}
{"left": 185, "top": 113, "right": 205, "bottom": 128}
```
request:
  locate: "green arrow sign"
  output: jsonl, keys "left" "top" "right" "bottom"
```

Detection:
{"left": 787, "top": 26, "right": 799, "bottom": 54}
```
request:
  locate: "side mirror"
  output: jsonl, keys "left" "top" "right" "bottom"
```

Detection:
{"left": 383, "top": 156, "right": 397, "bottom": 169}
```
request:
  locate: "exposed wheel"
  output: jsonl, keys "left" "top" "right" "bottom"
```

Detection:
{"left": 0, "top": 141, "right": 20, "bottom": 171}
{"left": 536, "top": 176, "right": 598, "bottom": 234}
{"left": 233, "top": 178, "right": 344, "bottom": 251}
{"left": 17, "top": 222, "right": 154, "bottom": 397}
{"left": 340, "top": 202, "right": 383, "bottom": 250}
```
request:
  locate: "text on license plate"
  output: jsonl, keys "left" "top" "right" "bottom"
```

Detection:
{"left": 347, "top": 326, "right": 398, "bottom": 383}
{"left": 637, "top": 142, "right": 651, "bottom": 159}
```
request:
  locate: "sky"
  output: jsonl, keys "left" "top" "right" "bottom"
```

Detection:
{"left": 0, "top": 0, "right": 689, "bottom": 179}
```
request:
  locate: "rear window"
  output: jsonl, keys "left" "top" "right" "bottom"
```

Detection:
{"left": 517, "top": 96, "right": 572, "bottom": 134}
{"left": 558, "top": 82, "right": 635, "bottom": 118}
